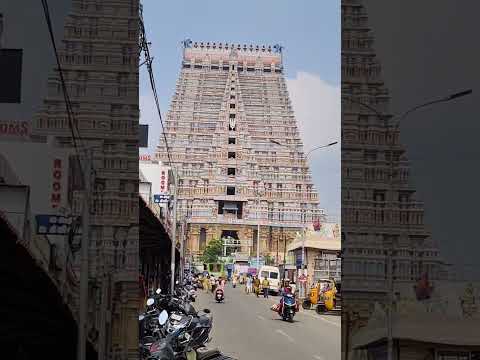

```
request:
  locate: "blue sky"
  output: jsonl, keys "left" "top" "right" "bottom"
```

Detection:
{"left": 140, "top": 0, "right": 340, "bottom": 221}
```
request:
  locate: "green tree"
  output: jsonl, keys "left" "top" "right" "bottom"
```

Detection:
{"left": 201, "top": 238, "right": 223, "bottom": 264}
{"left": 264, "top": 255, "right": 275, "bottom": 266}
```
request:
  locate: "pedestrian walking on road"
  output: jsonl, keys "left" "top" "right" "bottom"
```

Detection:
{"left": 253, "top": 276, "right": 261, "bottom": 297}
{"left": 262, "top": 277, "right": 270, "bottom": 298}
{"left": 210, "top": 276, "right": 216, "bottom": 294}
{"left": 246, "top": 275, "right": 252, "bottom": 294}
{"left": 203, "top": 276, "right": 210, "bottom": 293}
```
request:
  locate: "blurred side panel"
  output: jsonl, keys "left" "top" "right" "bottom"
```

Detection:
{"left": 342, "top": 1, "right": 480, "bottom": 360}
{"left": 0, "top": 0, "right": 140, "bottom": 359}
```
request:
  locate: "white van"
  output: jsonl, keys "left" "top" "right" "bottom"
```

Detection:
{"left": 259, "top": 266, "right": 281, "bottom": 294}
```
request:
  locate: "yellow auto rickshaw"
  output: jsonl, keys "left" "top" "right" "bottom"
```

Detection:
{"left": 302, "top": 278, "right": 337, "bottom": 310}
{"left": 316, "top": 279, "right": 340, "bottom": 314}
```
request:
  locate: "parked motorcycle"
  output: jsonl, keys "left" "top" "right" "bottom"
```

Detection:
{"left": 148, "top": 319, "right": 235, "bottom": 360}
{"left": 140, "top": 282, "right": 234, "bottom": 359}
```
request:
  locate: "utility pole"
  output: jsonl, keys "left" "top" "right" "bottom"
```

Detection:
{"left": 78, "top": 148, "right": 92, "bottom": 360}
{"left": 387, "top": 247, "right": 394, "bottom": 360}
{"left": 268, "top": 138, "right": 337, "bottom": 296}
{"left": 283, "top": 231, "right": 287, "bottom": 283}
{"left": 276, "top": 232, "right": 279, "bottom": 266}
{"left": 300, "top": 214, "right": 308, "bottom": 298}
{"left": 254, "top": 177, "right": 266, "bottom": 274}
{"left": 170, "top": 169, "right": 178, "bottom": 294}
{"left": 180, "top": 219, "right": 185, "bottom": 283}
{"left": 98, "top": 272, "right": 108, "bottom": 360}
{"left": 256, "top": 223, "right": 260, "bottom": 274}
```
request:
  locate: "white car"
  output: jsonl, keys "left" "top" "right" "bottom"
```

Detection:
{"left": 258, "top": 266, "right": 281, "bottom": 294}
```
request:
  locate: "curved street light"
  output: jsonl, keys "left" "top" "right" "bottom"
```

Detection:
{"left": 342, "top": 88, "right": 472, "bottom": 360}
{"left": 269, "top": 139, "right": 338, "bottom": 159}
{"left": 269, "top": 139, "right": 338, "bottom": 297}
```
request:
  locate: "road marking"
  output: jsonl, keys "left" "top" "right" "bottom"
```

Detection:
{"left": 313, "top": 355, "right": 324, "bottom": 360}
{"left": 301, "top": 312, "right": 341, "bottom": 327}
{"left": 254, "top": 294, "right": 340, "bottom": 326}
{"left": 275, "top": 329, "right": 295, "bottom": 343}
{"left": 257, "top": 315, "right": 266, "bottom": 321}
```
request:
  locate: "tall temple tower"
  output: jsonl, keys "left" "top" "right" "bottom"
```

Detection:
{"left": 31, "top": 1, "right": 140, "bottom": 359}
{"left": 156, "top": 41, "right": 324, "bottom": 264}
{"left": 341, "top": 0, "right": 444, "bottom": 357}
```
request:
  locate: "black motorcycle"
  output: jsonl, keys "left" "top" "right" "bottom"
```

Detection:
{"left": 280, "top": 293, "right": 297, "bottom": 322}
{"left": 148, "top": 314, "right": 236, "bottom": 360}
{"left": 140, "top": 284, "right": 234, "bottom": 360}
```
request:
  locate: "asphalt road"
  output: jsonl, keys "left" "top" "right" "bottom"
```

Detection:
{"left": 195, "top": 283, "right": 341, "bottom": 360}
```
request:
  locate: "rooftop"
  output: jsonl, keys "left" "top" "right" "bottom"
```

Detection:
{"left": 287, "top": 231, "right": 341, "bottom": 252}
{"left": 182, "top": 40, "right": 283, "bottom": 65}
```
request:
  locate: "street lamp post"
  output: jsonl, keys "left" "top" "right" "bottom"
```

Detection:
{"left": 270, "top": 139, "right": 338, "bottom": 297}
{"left": 78, "top": 148, "right": 92, "bottom": 360}
{"left": 170, "top": 168, "right": 178, "bottom": 294}
{"left": 254, "top": 177, "right": 266, "bottom": 275}
{"left": 342, "top": 89, "right": 472, "bottom": 360}
{"left": 283, "top": 231, "right": 287, "bottom": 283}
{"left": 180, "top": 216, "right": 186, "bottom": 283}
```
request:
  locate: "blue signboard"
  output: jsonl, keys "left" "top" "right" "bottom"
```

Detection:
{"left": 154, "top": 194, "right": 170, "bottom": 203}
{"left": 295, "top": 252, "right": 302, "bottom": 268}
{"left": 36, "top": 215, "right": 81, "bottom": 235}
{"left": 248, "top": 258, "right": 265, "bottom": 268}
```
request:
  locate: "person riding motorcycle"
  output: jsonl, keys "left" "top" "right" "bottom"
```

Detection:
{"left": 218, "top": 277, "right": 225, "bottom": 290}
{"left": 277, "top": 285, "right": 299, "bottom": 316}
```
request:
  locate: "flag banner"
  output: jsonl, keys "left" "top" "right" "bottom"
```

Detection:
{"left": 414, "top": 272, "right": 433, "bottom": 301}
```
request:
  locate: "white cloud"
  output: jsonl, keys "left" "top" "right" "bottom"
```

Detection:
{"left": 286, "top": 72, "right": 341, "bottom": 220}
{"left": 286, "top": 72, "right": 340, "bottom": 151}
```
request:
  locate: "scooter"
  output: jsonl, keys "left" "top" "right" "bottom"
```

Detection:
{"left": 279, "top": 293, "right": 297, "bottom": 322}
{"left": 214, "top": 288, "right": 224, "bottom": 303}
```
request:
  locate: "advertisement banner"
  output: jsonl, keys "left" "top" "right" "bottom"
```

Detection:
{"left": 248, "top": 258, "right": 265, "bottom": 268}
{"left": 0, "top": 120, "right": 29, "bottom": 139}
{"left": 35, "top": 214, "right": 82, "bottom": 235}
{"left": 233, "top": 264, "right": 249, "bottom": 275}
{"left": 0, "top": 142, "right": 71, "bottom": 215}
{"left": 139, "top": 160, "right": 170, "bottom": 196}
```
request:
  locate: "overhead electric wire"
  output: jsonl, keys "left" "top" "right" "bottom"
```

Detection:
{"left": 139, "top": 5, "right": 174, "bottom": 168}
{"left": 41, "top": 0, "right": 88, "bottom": 179}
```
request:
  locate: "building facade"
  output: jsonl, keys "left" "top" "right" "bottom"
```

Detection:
{"left": 156, "top": 41, "right": 325, "bottom": 266}
{"left": 287, "top": 223, "right": 341, "bottom": 288}
{"left": 30, "top": 1, "right": 140, "bottom": 359}
{"left": 341, "top": 0, "right": 444, "bottom": 358}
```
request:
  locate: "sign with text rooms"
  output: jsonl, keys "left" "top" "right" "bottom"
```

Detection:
{"left": 36, "top": 215, "right": 81, "bottom": 235}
